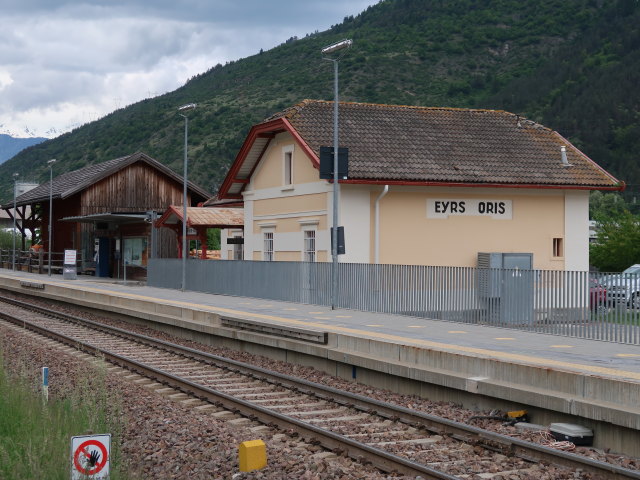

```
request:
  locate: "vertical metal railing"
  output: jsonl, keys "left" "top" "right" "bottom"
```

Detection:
{"left": 148, "top": 259, "right": 638, "bottom": 345}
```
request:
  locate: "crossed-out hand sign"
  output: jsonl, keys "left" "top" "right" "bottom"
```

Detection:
{"left": 73, "top": 438, "right": 108, "bottom": 477}
{"left": 87, "top": 449, "right": 101, "bottom": 468}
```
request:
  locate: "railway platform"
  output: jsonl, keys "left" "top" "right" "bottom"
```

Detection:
{"left": 0, "top": 269, "right": 638, "bottom": 456}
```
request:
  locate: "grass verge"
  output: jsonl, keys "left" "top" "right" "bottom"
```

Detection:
{"left": 0, "top": 348, "right": 128, "bottom": 479}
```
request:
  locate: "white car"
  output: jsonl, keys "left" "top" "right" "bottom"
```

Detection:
{"left": 604, "top": 264, "right": 640, "bottom": 308}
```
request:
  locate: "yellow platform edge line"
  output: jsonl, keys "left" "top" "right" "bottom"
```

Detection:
{"left": 26, "top": 277, "right": 640, "bottom": 382}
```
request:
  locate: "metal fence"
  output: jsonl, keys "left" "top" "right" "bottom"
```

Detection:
{"left": 148, "top": 259, "right": 640, "bottom": 344}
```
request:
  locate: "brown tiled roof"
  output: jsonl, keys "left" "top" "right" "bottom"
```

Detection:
{"left": 6, "top": 152, "right": 210, "bottom": 208}
{"left": 264, "top": 100, "right": 621, "bottom": 188}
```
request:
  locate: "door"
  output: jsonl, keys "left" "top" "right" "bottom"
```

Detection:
{"left": 501, "top": 253, "right": 534, "bottom": 324}
{"left": 97, "top": 237, "right": 110, "bottom": 277}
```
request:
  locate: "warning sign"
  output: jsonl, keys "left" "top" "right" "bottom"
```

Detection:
{"left": 71, "top": 434, "right": 110, "bottom": 479}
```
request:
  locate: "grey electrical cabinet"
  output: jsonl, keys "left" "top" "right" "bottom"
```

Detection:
{"left": 477, "top": 252, "right": 534, "bottom": 325}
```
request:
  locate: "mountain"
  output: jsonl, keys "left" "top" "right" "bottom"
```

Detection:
{"left": 1, "top": 0, "right": 638, "bottom": 204}
{"left": 0, "top": 134, "right": 47, "bottom": 165}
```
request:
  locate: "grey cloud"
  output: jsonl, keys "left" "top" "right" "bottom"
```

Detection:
{"left": 0, "top": 0, "right": 377, "bottom": 137}
{"left": 5, "top": 0, "right": 376, "bottom": 26}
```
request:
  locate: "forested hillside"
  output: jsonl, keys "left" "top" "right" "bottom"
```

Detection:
{"left": 1, "top": 0, "right": 637, "bottom": 203}
{"left": 0, "top": 135, "right": 46, "bottom": 165}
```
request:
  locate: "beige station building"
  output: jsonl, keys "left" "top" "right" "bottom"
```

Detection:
{"left": 216, "top": 100, "right": 623, "bottom": 271}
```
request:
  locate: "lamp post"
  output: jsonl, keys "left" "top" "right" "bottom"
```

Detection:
{"left": 47, "top": 159, "right": 56, "bottom": 276}
{"left": 178, "top": 103, "right": 196, "bottom": 291}
{"left": 322, "top": 39, "right": 352, "bottom": 310}
{"left": 12, "top": 173, "right": 18, "bottom": 271}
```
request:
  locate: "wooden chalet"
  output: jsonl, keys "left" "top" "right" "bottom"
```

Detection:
{"left": 2, "top": 152, "right": 210, "bottom": 279}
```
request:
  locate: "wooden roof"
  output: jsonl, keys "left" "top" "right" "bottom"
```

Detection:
{"left": 219, "top": 100, "right": 623, "bottom": 199}
{"left": 7, "top": 152, "right": 210, "bottom": 208}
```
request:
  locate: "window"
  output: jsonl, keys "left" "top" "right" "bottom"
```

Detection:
{"left": 303, "top": 230, "right": 316, "bottom": 262}
{"left": 283, "top": 146, "right": 294, "bottom": 186}
{"left": 553, "top": 237, "right": 563, "bottom": 258}
{"left": 263, "top": 232, "right": 274, "bottom": 261}
{"left": 123, "top": 237, "right": 148, "bottom": 267}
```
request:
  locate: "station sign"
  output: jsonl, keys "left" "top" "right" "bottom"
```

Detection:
{"left": 427, "top": 199, "right": 512, "bottom": 220}
{"left": 71, "top": 434, "right": 111, "bottom": 479}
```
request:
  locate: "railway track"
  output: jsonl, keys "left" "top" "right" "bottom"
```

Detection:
{"left": 1, "top": 294, "right": 638, "bottom": 480}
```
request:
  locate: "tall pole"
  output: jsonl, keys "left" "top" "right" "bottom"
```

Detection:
{"left": 331, "top": 58, "right": 339, "bottom": 310}
{"left": 48, "top": 159, "right": 56, "bottom": 276}
{"left": 178, "top": 103, "right": 196, "bottom": 292}
{"left": 12, "top": 173, "right": 18, "bottom": 271}
{"left": 322, "top": 39, "right": 352, "bottom": 310}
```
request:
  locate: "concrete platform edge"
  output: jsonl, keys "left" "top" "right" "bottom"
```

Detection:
{"left": 1, "top": 275, "right": 639, "bottom": 455}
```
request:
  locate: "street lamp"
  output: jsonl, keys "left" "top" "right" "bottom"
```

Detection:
{"left": 322, "top": 38, "right": 352, "bottom": 310}
{"left": 12, "top": 172, "right": 18, "bottom": 271}
{"left": 47, "top": 159, "right": 56, "bottom": 276}
{"left": 178, "top": 103, "right": 196, "bottom": 291}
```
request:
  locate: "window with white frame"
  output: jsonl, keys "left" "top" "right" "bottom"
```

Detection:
{"left": 303, "top": 230, "right": 316, "bottom": 262}
{"left": 263, "top": 232, "right": 274, "bottom": 261}
{"left": 283, "top": 145, "right": 293, "bottom": 186}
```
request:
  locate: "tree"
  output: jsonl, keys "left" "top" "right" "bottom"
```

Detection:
{"left": 0, "top": 230, "right": 19, "bottom": 249}
{"left": 589, "top": 191, "right": 629, "bottom": 220}
{"left": 207, "top": 229, "right": 221, "bottom": 250}
{"left": 590, "top": 211, "right": 640, "bottom": 271}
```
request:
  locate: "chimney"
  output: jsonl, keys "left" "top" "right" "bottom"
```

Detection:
{"left": 561, "top": 146, "right": 572, "bottom": 167}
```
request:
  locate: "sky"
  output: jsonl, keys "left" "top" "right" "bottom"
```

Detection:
{"left": 0, "top": 0, "right": 377, "bottom": 139}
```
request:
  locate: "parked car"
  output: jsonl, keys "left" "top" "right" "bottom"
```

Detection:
{"left": 602, "top": 264, "right": 640, "bottom": 308}
{"left": 589, "top": 278, "right": 608, "bottom": 313}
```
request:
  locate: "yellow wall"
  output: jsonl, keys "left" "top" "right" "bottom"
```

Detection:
{"left": 245, "top": 131, "right": 572, "bottom": 269}
{"left": 249, "top": 132, "right": 330, "bottom": 261}
{"left": 252, "top": 133, "right": 319, "bottom": 190}
{"left": 276, "top": 251, "right": 300, "bottom": 261}
{"left": 253, "top": 194, "right": 327, "bottom": 232}
{"left": 376, "top": 190, "right": 565, "bottom": 270}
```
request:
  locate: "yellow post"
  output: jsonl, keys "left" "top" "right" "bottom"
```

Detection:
{"left": 238, "top": 439, "right": 267, "bottom": 472}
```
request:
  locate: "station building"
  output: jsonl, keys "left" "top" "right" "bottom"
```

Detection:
{"left": 3, "top": 152, "right": 209, "bottom": 279}
{"left": 217, "top": 100, "right": 623, "bottom": 271}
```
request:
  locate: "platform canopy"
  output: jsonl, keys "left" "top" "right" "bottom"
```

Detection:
{"left": 155, "top": 206, "right": 243, "bottom": 229}
{"left": 155, "top": 206, "right": 243, "bottom": 259}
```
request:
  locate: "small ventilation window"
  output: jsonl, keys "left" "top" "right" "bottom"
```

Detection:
{"left": 553, "top": 238, "right": 564, "bottom": 258}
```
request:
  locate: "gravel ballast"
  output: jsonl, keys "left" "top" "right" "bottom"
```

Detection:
{"left": 1, "top": 292, "right": 638, "bottom": 478}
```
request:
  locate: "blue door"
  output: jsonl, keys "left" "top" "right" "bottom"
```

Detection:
{"left": 97, "top": 237, "right": 110, "bottom": 277}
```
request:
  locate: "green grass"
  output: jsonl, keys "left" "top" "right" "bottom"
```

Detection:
{"left": 0, "top": 351, "right": 128, "bottom": 480}
{"left": 596, "top": 308, "right": 640, "bottom": 325}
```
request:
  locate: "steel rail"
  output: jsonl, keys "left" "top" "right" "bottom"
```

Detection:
{"left": 0, "top": 309, "right": 456, "bottom": 479}
{"left": 2, "top": 294, "right": 640, "bottom": 480}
